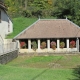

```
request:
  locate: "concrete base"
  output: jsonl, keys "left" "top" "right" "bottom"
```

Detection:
{"left": 19, "top": 48, "right": 78, "bottom": 53}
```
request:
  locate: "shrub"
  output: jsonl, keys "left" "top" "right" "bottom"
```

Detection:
{"left": 31, "top": 41, "right": 37, "bottom": 51}
{"left": 70, "top": 40, "right": 76, "bottom": 48}
{"left": 40, "top": 41, "right": 46, "bottom": 49}
{"left": 60, "top": 42, "right": 65, "bottom": 48}
{"left": 20, "top": 42, "right": 26, "bottom": 49}
{"left": 50, "top": 41, "right": 56, "bottom": 50}
{"left": 22, "top": 10, "right": 32, "bottom": 17}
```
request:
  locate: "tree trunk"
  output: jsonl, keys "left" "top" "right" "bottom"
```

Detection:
{"left": 25, "top": 0, "right": 27, "bottom": 10}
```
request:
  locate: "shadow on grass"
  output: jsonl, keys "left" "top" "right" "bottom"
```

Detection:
{"left": 69, "top": 65, "right": 80, "bottom": 80}
{"left": 31, "top": 56, "right": 63, "bottom": 80}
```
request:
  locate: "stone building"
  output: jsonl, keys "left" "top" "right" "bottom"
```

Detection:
{"left": 0, "top": 1, "right": 13, "bottom": 44}
{"left": 14, "top": 18, "right": 80, "bottom": 53}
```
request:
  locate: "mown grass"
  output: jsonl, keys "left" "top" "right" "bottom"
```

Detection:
{"left": 7, "top": 55, "right": 80, "bottom": 69}
{"left": 6, "top": 17, "right": 38, "bottom": 38}
{"left": 0, "top": 65, "right": 73, "bottom": 80}
{"left": 0, "top": 55, "right": 80, "bottom": 80}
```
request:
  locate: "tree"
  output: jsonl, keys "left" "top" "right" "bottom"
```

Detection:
{"left": 4, "top": 0, "right": 20, "bottom": 17}
{"left": 53, "top": 0, "right": 80, "bottom": 26}
{"left": 3, "top": 0, "right": 80, "bottom": 27}
{"left": 29, "top": 0, "right": 53, "bottom": 17}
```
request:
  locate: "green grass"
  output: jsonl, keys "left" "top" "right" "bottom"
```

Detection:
{"left": 6, "top": 17, "right": 38, "bottom": 38}
{"left": 7, "top": 55, "right": 80, "bottom": 69}
{"left": 0, "top": 65, "right": 73, "bottom": 80}
{"left": 0, "top": 55, "right": 80, "bottom": 80}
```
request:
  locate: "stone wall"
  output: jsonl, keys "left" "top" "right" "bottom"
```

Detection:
{"left": 0, "top": 50, "right": 18, "bottom": 64}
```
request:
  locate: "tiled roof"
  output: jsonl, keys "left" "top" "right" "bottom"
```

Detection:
{"left": 14, "top": 19, "right": 80, "bottom": 39}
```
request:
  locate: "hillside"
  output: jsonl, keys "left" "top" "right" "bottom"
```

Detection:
{"left": 6, "top": 17, "right": 38, "bottom": 38}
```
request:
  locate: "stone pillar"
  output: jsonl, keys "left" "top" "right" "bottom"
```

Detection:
{"left": 66, "top": 39, "right": 69, "bottom": 51}
{"left": 57, "top": 39, "right": 60, "bottom": 50}
{"left": 76, "top": 38, "right": 79, "bottom": 52}
{"left": 67, "top": 39, "right": 69, "bottom": 48}
{"left": 47, "top": 39, "right": 50, "bottom": 50}
{"left": 16, "top": 40, "right": 20, "bottom": 49}
{"left": 38, "top": 39, "right": 40, "bottom": 50}
{"left": 28, "top": 39, "right": 31, "bottom": 50}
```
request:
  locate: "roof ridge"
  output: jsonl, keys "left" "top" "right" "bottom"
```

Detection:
{"left": 40, "top": 19, "right": 67, "bottom": 21}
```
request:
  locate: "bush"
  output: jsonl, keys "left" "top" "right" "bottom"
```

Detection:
{"left": 60, "top": 42, "right": 65, "bottom": 48}
{"left": 50, "top": 41, "right": 56, "bottom": 50}
{"left": 70, "top": 40, "right": 76, "bottom": 48}
{"left": 20, "top": 42, "right": 26, "bottom": 49}
{"left": 40, "top": 41, "right": 46, "bottom": 49}
{"left": 22, "top": 10, "right": 32, "bottom": 17}
{"left": 31, "top": 41, "right": 37, "bottom": 51}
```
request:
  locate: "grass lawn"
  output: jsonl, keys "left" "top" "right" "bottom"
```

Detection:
{"left": 0, "top": 65, "right": 73, "bottom": 80}
{"left": 0, "top": 55, "right": 80, "bottom": 80}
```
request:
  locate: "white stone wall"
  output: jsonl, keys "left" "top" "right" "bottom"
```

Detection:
{"left": 0, "top": 9, "right": 13, "bottom": 41}
{"left": 0, "top": 39, "right": 18, "bottom": 54}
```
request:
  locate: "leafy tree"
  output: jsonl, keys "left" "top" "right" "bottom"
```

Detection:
{"left": 3, "top": 0, "right": 80, "bottom": 26}
{"left": 29, "top": 0, "right": 53, "bottom": 17}
{"left": 4, "top": 0, "right": 20, "bottom": 17}
{"left": 53, "top": 0, "right": 80, "bottom": 26}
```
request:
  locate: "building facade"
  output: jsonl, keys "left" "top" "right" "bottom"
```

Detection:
{"left": 0, "top": 1, "right": 13, "bottom": 44}
{"left": 14, "top": 19, "right": 80, "bottom": 53}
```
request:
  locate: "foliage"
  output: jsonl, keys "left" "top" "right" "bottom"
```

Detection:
{"left": 22, "top": 10, "right": 32, "bottom": 17}
{"left": 70, "top": 40, "right": 76, "bottom": 48}
{"left": 30, "top": 0, "right": 53, "bottom": 17}
{"left": 4, "top": 0, "right": 80, "bottom": 26}
{"left": 4, "top": 0, "right": 22, "bottom": 18}
{"left": 40, "top": 41, "right": 46, "bottom": 49}
{"left": 20, "top": 41, "right": 26, "bottom": 48}
{"left": 50, "top": 41, "right": 56, "bottom": 50}
{"left": 53, "top": 0, "right": 80, "bottom": 26}
{"left": 50, "top": 41, "right": 56, "bottom": 46}
{"left": 60, "top": 42, "right": 65, "bottom": 48}
{"left": 31, "top": 41, "right": 37, "bottom": 51}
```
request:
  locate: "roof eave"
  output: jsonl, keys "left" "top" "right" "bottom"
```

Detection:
{"left": 15, "top": 36, "right": 79, "bottom": 40}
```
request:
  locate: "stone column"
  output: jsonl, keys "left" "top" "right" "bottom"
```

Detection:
{"left": 47, "top": 39, "right": 50, "bottom": 50}
{"left": 57, "top": 39, "right": 60, "bottom": 50}
{"left": 28, "top": 39, "right": 31, "bottom": 50}
{"left": 66, "top": 39, "right": 69, "bottom": 51}
{"left": 16, "top": 40, "right": 20, "bottom": 49}
{"left": 38, "top": 39, "right": 40, "bottom": 50}
{"left": 67, "top": 39, "right": 69, "bottom": 48}
{"left": 76, "top": 38, "right": 79, "bottom": 52}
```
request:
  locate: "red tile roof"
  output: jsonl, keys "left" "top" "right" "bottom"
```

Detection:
{"left": 14, "top": 19, "right": 80, "bottom": 39}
